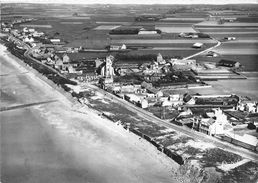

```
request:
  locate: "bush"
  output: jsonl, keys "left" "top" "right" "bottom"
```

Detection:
{"left": 247, "top": 122, "right": 256, "bottom": 130}
{"left": 115, "top": 53, "right": 157, "bottom": 62}
{"left": 109, "top": 28, "right": 140, "bottom": 35}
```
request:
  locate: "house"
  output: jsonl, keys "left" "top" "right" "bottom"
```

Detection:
{"left": 24, "top": 36, "right": 34, "bottom": 43}
{"left": 237, "top": 100, "right": 258, "bottom": 113}
{"left": 169, "top": 94, "right": 181, "bottom": 101}
{"left": 23, "top": 27, "right": 29, "bottom": 33}
{"left": 109, "top": 45, "right": 120, "bottom": 51}
{"left": 222, "top": 17, "right": 237, "bottom": 22}
{"left": 3, "top": 28, "right": 11, "bottom": 32}
{"left": 63, "top": 54, "right": 70, "bottom": 63}
{"left": 157, "top": 53, "right": 166, "bottom": 65}
{"left": 95, "top": 58, "right": 104, "bottom": 68}
{"left": 32, "top": 31, "right": 44, "bottom": 37}
{"left": 121, "top": 44, "right": 127, "bottom": 50}
{"left": 140, "top": 99, "right": 148, "bottom": 108}
{"left": 28, "top": 28, "right": 35, "bottom": 33}
{"left": 183, "top": 94, "right": 196, "bottom": 105}
{"left": 124, "top": 94, "right": 141, "bottom": 104}
{"left": 54, "top": 59, "right": 63, "bottom": 70}
{"left": 217, "top": 59, "right": 240, "bottom": 68}
{"left": 178, "top": 108, "right": 193, "bottom": 117}
{"left": 193, "top": 108, "right": 233, "bottom": 135}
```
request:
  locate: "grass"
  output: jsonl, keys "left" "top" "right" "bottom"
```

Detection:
{"left": 220, "top": 161, "right": 258, "bottom": 183}
{"left": 201, "top": 148, "right": 242, "bottom": 167}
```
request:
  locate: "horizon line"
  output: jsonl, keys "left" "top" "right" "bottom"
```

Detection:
{"left": 1, "top": 0, "right": 258, "bottom": 5}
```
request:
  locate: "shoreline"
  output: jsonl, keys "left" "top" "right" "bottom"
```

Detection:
{"left": 0, "top": 42, "right": 180, "bottom": 182}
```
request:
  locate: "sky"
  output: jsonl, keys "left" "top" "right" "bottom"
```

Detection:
{"left": 1, "top": 0, "right": 258, "bottom": 4}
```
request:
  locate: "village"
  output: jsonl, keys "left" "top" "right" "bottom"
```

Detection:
{"left": 1, "top": 17, "right": 257, "bottom": 153}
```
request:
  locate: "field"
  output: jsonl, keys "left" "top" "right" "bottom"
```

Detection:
{"left": 3, "top": 4, "right": 217, "bottom": 58}
{"left": 155, "top": 26, "right": 196, "bottom": 33}
{"left": 3, "top": 3, "right": 258, "bottom": 69}
{"left": 94, "top": 25, "right": 121, "bottom": 30}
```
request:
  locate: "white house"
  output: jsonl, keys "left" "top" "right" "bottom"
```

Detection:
{"left": 62, "top": 54, "right": 70, "bottom": 63}
{"left": 24, "top": 37, "right": 34, "bottom": 43}
{"left": 141, "top": 99, "right": 148, "bottom": 109}
{"left": 195, "top": 108, "right": 233, "bottom": 136}
{"left": 121, "top": 44, "right": 127, "bottom": 50}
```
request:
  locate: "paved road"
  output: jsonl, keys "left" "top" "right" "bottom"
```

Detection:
{"left": 183, "top": 38, "right": 221, "bottom": 60}
{"left": 87, "top": 84, "right": 258, "bottom": 162}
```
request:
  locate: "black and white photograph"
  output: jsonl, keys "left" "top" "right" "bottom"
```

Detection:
{"left": 0, "top": 0, "right": 258, "bottom": 182}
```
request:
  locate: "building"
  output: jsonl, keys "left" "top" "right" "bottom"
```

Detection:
{"left": 170, "top": 59, "right": 196, "bottom": 70}
{"left": 193, "top": 108, "right": 233, "bottom": 135}
{"left": 217, "top": 59, "right": 240, "bottom": 68}
{"left": 157, "top": 53, "right": 166, "bottom": 65}
{"left": 138, "top": 28, "right": 158, "bottom": 35}
{"left": 101, "top": 55, "right": 115, "bottom": 79}
{"left": 109, "top": 45, "right": 120, "bottom": 51}
{"left": 54, "top": 59, "right": 63, "bottom": 70}
{"left": 50, "top": 39, "right": 61, "bottom": 43}
{"left": 224, "top": 37, "right": 236, "bottom": 40}
{"left": 237, "top": 100, "right": 258, "bottom": 113}
{"left": 192, "top": 42, "right": 203, "bottom": 48}
{"left": 63, "top": 54, "right": 70, "bottom": 63}
{"left": 24, "top": 36, "right": 34, "bottom": 43}
{"left": 140, "top": 99, "right": 149, "bottom": 108}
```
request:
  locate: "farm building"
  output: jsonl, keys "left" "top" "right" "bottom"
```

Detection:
{"left": 221, "top": 17, "right": 237, "bottom": 22}
{"left": 138, "top": 29, "right": 158, "bottom": 35}
{"left": 192, "top": 42, "right": 203, "bottom": 48}
{"left": 50, "top": 38, "right": 61, "bottom": 43}
{"left": 109, "top": 44, "right": 127, "bottom": 51}
{"left": 224, "top": 37, "right": 236, "bottom": 40}
{"left": 217, "top": 59, "right": 240, "bottom": 68}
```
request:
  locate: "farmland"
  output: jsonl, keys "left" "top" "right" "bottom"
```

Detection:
{"left": 3, "top": 3, "right": 218, "bottom": 58}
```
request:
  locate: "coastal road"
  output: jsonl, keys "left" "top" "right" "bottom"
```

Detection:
{"left": 87, "top": 84, "right": 258, "bottom": 162}
{"left": 1, "top": 45, "right": 177, "bottom": 183}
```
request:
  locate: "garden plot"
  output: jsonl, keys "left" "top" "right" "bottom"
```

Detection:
{"left": 60, "top": 22, "right": 83, "bottom": 24}
{"left": 195, "top": 21, "right": 258, "bottom": 27}
{"left": 155, "top": 26, "right": 196, "bottom": 33}
{"left": 111, "top": 39, "right": 216, "bottom": 44}
{"left": 19, "top": 24, "right": 52, "bottom": 28}
{"left": 161, "top": 17, "right": 205, "bottom": 21}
